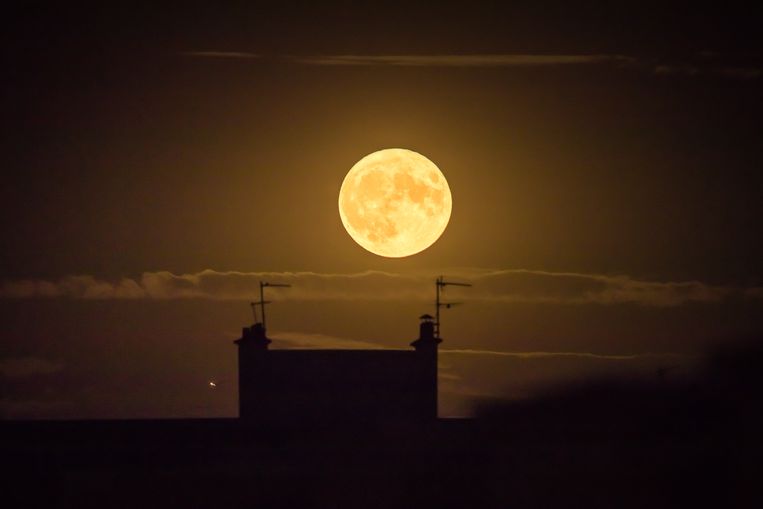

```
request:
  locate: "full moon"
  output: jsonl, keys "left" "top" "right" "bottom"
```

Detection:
{"left": 338, "top": 148, "right": 452, "bottom": 258}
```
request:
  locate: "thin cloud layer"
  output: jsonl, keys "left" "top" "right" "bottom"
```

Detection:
{"left": 179, "top": 51, "right": 761, "bottom": 78}
{"left": 272, "top": 331, "right": 387, "bottom": 350}
{"left": 179, "top": 51, "right": 632, "bottom": 67}
{"left": 250, "top": 331, "right": 685, "bottom": 361}
{"left": 654, "top": 64, "right": 762, "bottom": 79}
{"left": 1, "top": 269, "right": 759, "bottom": 307}
{"left": 439, "top": 349, "right": 684, "bottom": 361}
{"left": 651, "top": 51, "right": 762, "bottom": 79}
{"left": 180, "top": 51, "right": 260, "bottom": 59}
{"left": 290, "top": 54, "right": 634, "bottom": 67}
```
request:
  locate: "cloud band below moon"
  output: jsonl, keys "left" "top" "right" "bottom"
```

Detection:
{"left": 1, "top": 268, "right": 761, "bottom": 307}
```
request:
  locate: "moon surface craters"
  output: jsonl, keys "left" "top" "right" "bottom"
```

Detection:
{"left": 338, "top": 148, "right": 452, "bottom": 258}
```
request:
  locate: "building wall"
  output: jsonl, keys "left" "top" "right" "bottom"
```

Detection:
{"left": 237, "top": 348, "right": 437, "bottom": 424}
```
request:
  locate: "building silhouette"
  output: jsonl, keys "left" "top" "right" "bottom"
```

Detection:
{"left": 235, "top": 315, "right": 441, "bottom": 424}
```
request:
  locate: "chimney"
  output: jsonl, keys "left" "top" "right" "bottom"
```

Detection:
{"left": 410, "top": 314, "right": 440, "bottom": 420}
{"left": 234, "top": 321, "right": 270, "bottom": 419}
{"left": 235, "top": 322, "right": 271, "bottom": 350}
{"left": 411, "top": 314, "right": 441, "bottom": 351}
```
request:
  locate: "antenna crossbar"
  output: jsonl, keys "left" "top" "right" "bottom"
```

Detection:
{"left": 434, "top": 276, "right": 472, "bottom": 339}
{"left": 254, "top": 281, "right": 291, "bottom": 331}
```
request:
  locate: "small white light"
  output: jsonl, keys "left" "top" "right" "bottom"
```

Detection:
{"left": 209, "top": 381, "right": 217, "bottom": 387}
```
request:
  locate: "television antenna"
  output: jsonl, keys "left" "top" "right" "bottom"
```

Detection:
{"left": 252, "top": 281, "right": 291, "bottom": 331}
{"left": 435, "top": 275, "right": 471, "bottom": 339}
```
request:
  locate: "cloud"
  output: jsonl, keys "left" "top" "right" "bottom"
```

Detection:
{"left": 0, "top": 275, "right": 145, "bottom": 299}
{"left": 271, "top": 331, "right": 387, "bottom": 350}
{"left": 1, "top": 268, "right": 759, "bottom": 307}
{"left": 653, "top": 64, "right": 762, "bottom": 79}
{"left": 179, "top": 50, "right": 763, "bottom": 80}
{"left": 179, "top": 51, "right": 762, "bottom": 79}
{"left": 290, "top": 54, "right": 634, "bottom": 67}
{"left": 453, "top": 269, "right": 735, "bottom": 306}
{"left": 0, "top": 357, "right": 65, "bottom": 378}
{"left": 179, "top": 51, "right": 633, "bottom": 67}
{"left": 651, "top": 52, "right": 762, "bottom": 79}
{"left": 439, "top": 349, "right": 685, "bottom": 361}
{"left": 179, "top": 51, "right": 260, "bottom": 59}
{"left": 249, "top": 330, "right": 685, "bottom": 362}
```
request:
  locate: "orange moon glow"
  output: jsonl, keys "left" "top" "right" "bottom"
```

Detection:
{"left": 338, "top": 148, "right": 452, "bottom": 258}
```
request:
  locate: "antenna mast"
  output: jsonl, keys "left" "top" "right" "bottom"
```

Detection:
{"left": 258, "top": 281, "right": 291, "bottom": 331}
{"left": 435, "top": 275, "right": 471, "bottom": 339}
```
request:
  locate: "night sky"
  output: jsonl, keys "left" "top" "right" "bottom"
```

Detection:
{"left": 2, "top": 3, "right": 762, "bottom": 418}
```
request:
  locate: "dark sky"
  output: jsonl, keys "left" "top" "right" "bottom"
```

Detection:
{"left": 2, "top": 2, "right": 762, "bottom": 418}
